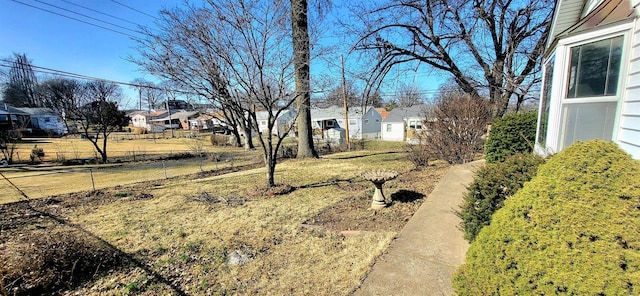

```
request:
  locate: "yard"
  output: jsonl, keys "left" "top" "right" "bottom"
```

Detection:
{"left": 0, "top": 138, "right": 448, "bottom": 295}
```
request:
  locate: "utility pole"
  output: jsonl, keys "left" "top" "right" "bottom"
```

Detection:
{"left": 341, "top": 55, "right": 350, "bottom": 150}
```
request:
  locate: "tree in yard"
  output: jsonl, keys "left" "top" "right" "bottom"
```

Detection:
{"left": 350, "top": 0, "right": 553, "bottom": 118}
{"left": 396, "top": 83, "right": 425, "bottom": 107}
{"left": 291, "top": 0, "right": 318, "bottom": 158}
{"left": 2, "top": 53, "right": 41, "bottom": 107}
{"left": 39, "top": 78, "right": 84, "bottom": 134}
{"left": 129, "top": 78, "right": 165, "bottom": 111}
{"left": 134, "top": 0, "right": 298, "bottom": 187}
{"left": 70, "top": 80, "right": 129, "bottom": 163}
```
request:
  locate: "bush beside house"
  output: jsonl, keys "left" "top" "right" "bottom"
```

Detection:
{"left": 454, "top": 140, "right": 640, "bottom": 295}
{"left": 484, "top": 111, "right": 537, "bottom": 163}
{"left": 458, "top": 153, "right": 544, "bottom": 241}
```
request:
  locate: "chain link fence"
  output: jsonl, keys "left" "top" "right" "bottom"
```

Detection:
{"left": 0, "top": 153, "right": 260, "bottom": 204}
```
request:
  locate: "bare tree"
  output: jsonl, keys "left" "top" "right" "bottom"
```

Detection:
{"left": 70, "top": 80, "right": 129, "bottom": 163}
{"left": 133, "top": 0, "right": 298, "bottom": 187}
{"left": 2, "top": 53, "right": 40, "bottom": 107}
{"left": 130, "top": 78, "right": 165, "bottom": 111}
{"left": 291, "top": 0, "right": 318, "bottom": 158}
{"left": 396, "top": 83, "right": 425, "bottom": 107}
{"left": 40, "top": 78, "right": 83, "bottom": 133}
{"left": 350, "top": 0, "right": 553, "bottom": 118}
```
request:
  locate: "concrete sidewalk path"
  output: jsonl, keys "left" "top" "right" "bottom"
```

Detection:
{"left": 353, "top": 160, "right": 484, "bottom": 296}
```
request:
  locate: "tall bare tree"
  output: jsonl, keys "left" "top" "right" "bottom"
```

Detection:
{"left": 396, "top": 83, "right": 425, "bottom": 107}
{"left": 134, "top": 0, "right": 298, "bottom": 187}
{"left": 130, "top": 78, "right": 165, "bottom": 111}
{"left": 291, "top": 0, "right": 318, "bottom": 158}
{"left": 351, "top": 0, "right": 553, "bottom": 118}
{"left": 2, "top": 53, "right": 40, "bottom": 107}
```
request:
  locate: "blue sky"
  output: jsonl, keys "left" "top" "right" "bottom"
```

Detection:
{"left": 0, "top": 0, "right": 444, "bottom": 108}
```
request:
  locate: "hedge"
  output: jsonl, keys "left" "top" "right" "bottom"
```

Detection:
{"left": 458, "top": 153, "right": 544, "bottom": 241}
{"left": 484, "top": 111, "right": 537, "bottom": 163}
{"left": 454, "top": 140, "right": 640, "bottom": 295}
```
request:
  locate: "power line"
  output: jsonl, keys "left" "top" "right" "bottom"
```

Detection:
{"left": 60, "top": 0, "right": 141, "bottom": 27}
{"left": 33, "top": 0, "right": 142, "bottom": 35}
{"left": 10, "top": 0, "right": 139, "bottom": 39}
{"left": 0, "top": 59, "right": 196, "bottom": 96}
{"left": 111, "top": 0, "right": 159, "bottom": 21}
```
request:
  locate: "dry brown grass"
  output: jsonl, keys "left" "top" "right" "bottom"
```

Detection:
{"left": 1, "top": 142, "right": 449, "bottom": 295}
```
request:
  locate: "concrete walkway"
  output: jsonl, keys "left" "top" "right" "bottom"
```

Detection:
{"left": 353, "top": 160, "right": 484, "bottom": 296}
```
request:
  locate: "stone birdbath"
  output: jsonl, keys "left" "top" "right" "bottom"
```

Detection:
{"left": 362, "top": 169, "right": 398, "bottom": 210}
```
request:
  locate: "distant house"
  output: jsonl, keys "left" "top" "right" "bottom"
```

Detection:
{"left": 129, "top": 110, "right": 168, "bottom": 132}
{"left": 150, "top": 110, "right": 199, "bottom": 131}
{"left": 188, "top": 112, "right": 227, "bottom": 131}
{"left": 381, "top": 104, "right": 431, "bottom": 142}
{"left": 16, "top": 107, "right": 67, "bottom": 136}
{"left": 535, "top": 0, "right": 640, "bottom": 159}
{"left": 0, "top": 105, "right": 30, "bottom": 133}
{"left": 255, "top": 109, "right": 297, "bottom": 137}
{"left": 310, "top": 106, "right": 382, "bottom": 139}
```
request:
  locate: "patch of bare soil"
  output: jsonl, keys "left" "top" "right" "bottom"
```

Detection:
{"left": 303, "top": 164, "right": 449, "bottom": 233}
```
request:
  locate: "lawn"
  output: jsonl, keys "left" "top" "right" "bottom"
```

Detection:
{"left": 0, "top": 139, "right": 448, "bottom": 295}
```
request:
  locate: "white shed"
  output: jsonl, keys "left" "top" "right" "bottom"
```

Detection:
{"left": 535, "top": 0, "right": 640, "bottom": 159}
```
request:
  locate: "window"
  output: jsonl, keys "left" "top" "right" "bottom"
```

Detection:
{"left": 349, "top": 119, "right": 356, "bottom": 125}
{"left": 409, "top": 120, "right": 416, "bottom": 129}
{"left": 561, "top": 102, "right": 617, "bottom": 148}
{"left": 261, "top": 120, "right": 267, "bottom": 126}
{"left": 537, "top": 55, "right": 555, "bottom": 146}
{"left": 386, "top": 124, "right": 391, "bottom": 132}
{"left": 567, "top": 36, "right": 623, "bottom": 98}
{"left": 364, "top": 119, "right": 369, "bottom": 124}
{"left": 326, "top": 120, "right": 334, "bottom": 127}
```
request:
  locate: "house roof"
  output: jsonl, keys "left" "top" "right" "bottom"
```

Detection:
{"left": 0, "top": 105, "right": 30, "bottom": 115}
{"left": 375, "top": 108, "right": 390, "bottom": 119}
{"left": 547, "top": 0, "right": 636, "bottom": 52}
{"left": 14, "top": 107, "right": 58, "bottom": 116}
{"left": 255, "top": 109, "right": 296, "bottom": 121}
{"left": 383, "top": 105, "right": 432, "bottom": 123}
{"left": 310, "top": 106, "right": 373, "bottom": 121}
{"left": 149, "top": 111, "right": 198, "bottom": 122}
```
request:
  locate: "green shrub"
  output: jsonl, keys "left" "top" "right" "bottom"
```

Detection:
{"left": 458, "top": 153, "right": 544, "bottom": 241}
{"left": 484, "top": 111, "right": 537, "bottom": 163}
{"left": 454, "top": 140, "right": 640, "bottom": 295}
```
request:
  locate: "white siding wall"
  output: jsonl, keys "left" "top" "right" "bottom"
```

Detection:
{"left": 381, "top": 122, "right": 404, "bottom": 141}
{"left": 618, "top": 19, "right": 640, "bottom": 159}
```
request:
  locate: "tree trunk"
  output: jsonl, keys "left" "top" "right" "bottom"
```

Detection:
{"left": 291, "top": 0, "right": 317, "bottom": 158}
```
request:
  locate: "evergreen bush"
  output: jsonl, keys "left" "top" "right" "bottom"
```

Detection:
{"left": 458, "top": 153, "right": 544, "bottom": 241}
{"left": 484, "top": 111, "right": 537, "bottom": 163}
{"left": 454, "top": 140, "right": 640, "bottom": 295}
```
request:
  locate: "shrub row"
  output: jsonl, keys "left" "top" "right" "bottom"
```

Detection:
{"left": 454, "top": 140, "right": 640, "bottom": 295}
{"left": 484, "top": 111, "right": 537, "bottom": 163}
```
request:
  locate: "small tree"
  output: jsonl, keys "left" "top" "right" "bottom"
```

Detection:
{"left": 71, "top": 80, "right": 129, "bottom": 163}
{"left": 0, "top": 130, "right": 21, "bottom": 164}
{"left": 426, "top": 91, "right": 491, "bottom": 164}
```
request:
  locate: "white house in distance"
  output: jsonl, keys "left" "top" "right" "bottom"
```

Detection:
{"left": 255, "top": 109, "right": 297, "bottom": 137}
{"left": 310, "top": 106, "right": 382, "bottom": 139}
{"left": 381, "top": 104, "right": 430, "bottom": 142}
{"left": 535, "top": 0, "right": 640, "bottom": 159}
{"left": 16, "top": 107, "right": 67, "bottom": 136}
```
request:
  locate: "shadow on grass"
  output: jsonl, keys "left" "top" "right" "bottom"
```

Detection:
{"left": 296, "top": 177, "right": 357, "bottom": 189}
{"left": 324, "top": 151, "right": 402, "bottom": 160}
{"left": 391, "top": 190, "right": 425, "bottom": 203}
{"left": 0, "top": 191, "right": 188, "bottom": 296}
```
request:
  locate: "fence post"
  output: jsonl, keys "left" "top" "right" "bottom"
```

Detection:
{"left": 89, "top": 169, "right": 96, "bottom": 191}
{"left": 163, "top": 160, "right": 167, "bottom": 179}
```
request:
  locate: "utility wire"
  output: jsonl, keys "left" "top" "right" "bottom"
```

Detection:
{"left": 0, "top": 59, "right": 198, "bottom": 96}
{"left": 10, "top": 0, "right": 139, "bottom": 39}
{"left": 33, "top": 0, "right": 142, "bottom": 35}
{"left": 60, "top": 0, "right": 141, "bottom": 27}
{"left": 111, "top": 0, "right": 159, "bottom": 21}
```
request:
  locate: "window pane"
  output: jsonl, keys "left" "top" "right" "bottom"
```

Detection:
{"left": 606, "top": 37, "right": 623, "bottom": 95}
{"left": 561, "top": 102, "right": 617, "bottom": 149}
{"left": 567, "top": 36, "right": 623, "bottom": 98}
{"left": 537, "top": 56, "right": 555, "bottom": 146}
